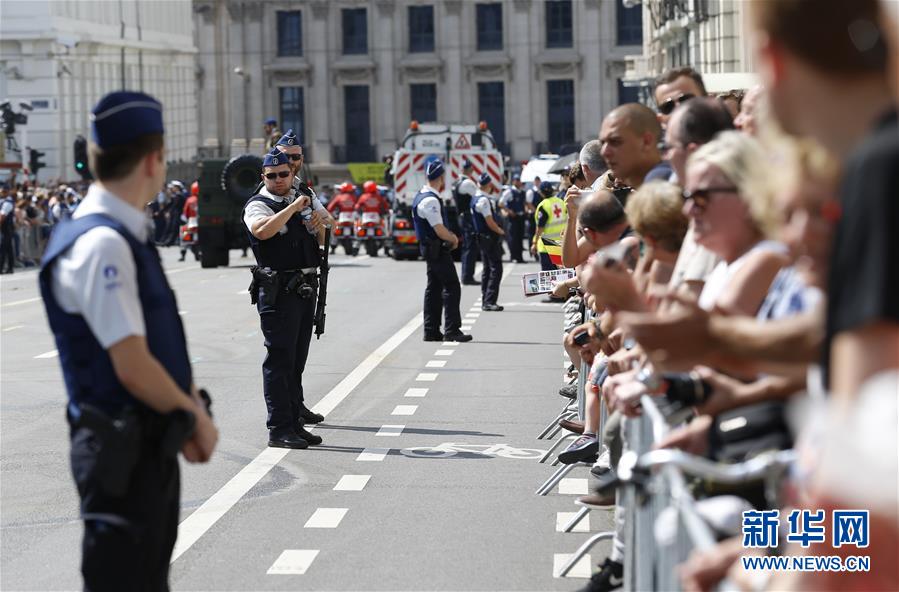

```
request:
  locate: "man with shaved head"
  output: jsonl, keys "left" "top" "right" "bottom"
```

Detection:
{"left": 599, "top": 104, "right": 671, "bottom": 197}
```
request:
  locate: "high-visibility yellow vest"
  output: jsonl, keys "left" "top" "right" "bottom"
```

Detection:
{"left": 535, "top": 196, "right": 567, "bottom": 255}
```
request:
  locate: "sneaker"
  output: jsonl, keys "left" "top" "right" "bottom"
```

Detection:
{"left": 558, "top": 434, "right": 598, "bottom": 464}
{"left": 578, "top": 558, "right": 624, "bottom": 592}
{"left": 558, "top": 384, "right": 578, "bottom": 400}
{"left": 444, "top": 330, "right": 473, "bottom": 342}
{"left": 590, "top": 448, "right": 611, "bottom": 477}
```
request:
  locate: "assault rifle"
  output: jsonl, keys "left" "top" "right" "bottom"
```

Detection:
{"left": 314, "top": 225, "right": 330, "bottom": 339}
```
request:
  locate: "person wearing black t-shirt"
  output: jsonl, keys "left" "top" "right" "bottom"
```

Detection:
{"left": 750, "top": 0, "right": 898, "bottom": 399}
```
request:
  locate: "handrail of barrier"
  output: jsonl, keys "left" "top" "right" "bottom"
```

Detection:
{"left": 622, "top": 396, "right": 794, "bottom": 590}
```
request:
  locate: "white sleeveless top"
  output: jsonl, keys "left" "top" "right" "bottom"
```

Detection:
{"left": 698, "top": 240, "right": 788, "bottom": 311}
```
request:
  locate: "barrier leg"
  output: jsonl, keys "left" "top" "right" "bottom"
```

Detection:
{"left": 539, "top": 432, "right": 577, "bottom": 463}
{"left": 555, "top": 532, "right": 615, "bottom": 578}
{"left": 537, "top": 402, "right": 577, "bottom": 440}
{"left": 535, "top": 462, "right": 579, "bottom": 496}
{"left": 562, "top": 506, "right": 591, "bottom": 533}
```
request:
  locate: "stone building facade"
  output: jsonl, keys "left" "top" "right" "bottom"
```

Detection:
{"left": 0, "top": 0, "right": 198, "bottom": 181}
{"left": 624, "top": 0, "right": 756, "bottom": 96}
{"left": 193, "top": 0, "right": 645, "bottom": 164}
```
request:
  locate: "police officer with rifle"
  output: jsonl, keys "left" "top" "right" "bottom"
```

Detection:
{"left": 244, "top": 148, "right": 329, "bottom": 449}
{"left": 39, "top": 91, "right": 218, "bottom": 590}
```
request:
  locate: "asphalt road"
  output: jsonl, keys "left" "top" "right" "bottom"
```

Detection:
{"left": 1, "top": 245, "right": 613, "bottom": 591}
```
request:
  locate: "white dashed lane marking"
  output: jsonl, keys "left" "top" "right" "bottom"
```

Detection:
{"left": 304, "top": 508, "right": 348, "bottom": 529}
{"left": 552, "top": 553, "right": 592, "bottom": 579}
{"left": 267, "top": 550, "right": 319, "bottom": 575}
{"left": 333, "top": 475, "right": 370, "bottom": 491}
{"left": 391, "top": 405, "right": 418, "bottom": 416}
{"left": 434, "top": 349, "right": 454, "bottom": 356}
{"left": 1, "top": 296, "right": 41, "bottom": 308}
{"left": 415, "top": 373, "right": 438, "bottom": 382}
{"left": 34, "top": 350, "right": 58, "bottom": 359}
{"left": 441, "top": 342, "right": 459, "bottom": 347}
{"left": 556, "top": 511, "right": 590, "bottom": 533}
{"left": 460, "top": 325, "right": 473, "bottom": 331}
{"left": 558, "top": 478, "right": 589, "bottom": 495}
{"left": 376, "top": 425, "right": 405, "bottom": 436}
{"left": 3, "top": 324, "right": 24, "bottom": 332}
{"left": 425, "top": 360, "right": 446, "bottom": 368}
{"left": 465, "top": 313, "right": 480, "bottom": 318}
{"left": 356, "top": 448, "right": 390, "bottom": 461}
{"left": 404, "top": 388, "right": 428, "bottom": 398}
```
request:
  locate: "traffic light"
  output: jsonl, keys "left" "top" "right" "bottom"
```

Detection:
{"left": 28, "top": 147, "right": 46, "bottom": 177}
{"left": 73, "top": 135, "right": 92, "bottom": 180}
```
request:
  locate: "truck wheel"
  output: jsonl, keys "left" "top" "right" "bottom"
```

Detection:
{"left": 201, "top": 246, "right": 228, "bottom": 268}
{"left": 366, "top": 242, "right": 378, "bottom": 257}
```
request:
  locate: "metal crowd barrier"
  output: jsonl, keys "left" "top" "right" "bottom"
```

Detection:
{"left": 557, "top": 395, "right": 794, "bottom": 589}
{"left": 536, "top": 300, "right": 603, "bottom": 495}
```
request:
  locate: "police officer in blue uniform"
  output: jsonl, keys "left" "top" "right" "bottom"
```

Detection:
{"left": 39, "top": 91, "right": 218, "bottom": 590}
{"left": 471, "top": 172, "right": 505, "bottom": 312}
{"left": 500, "top": 174, "right": 526, "bottom": 263}
{"left": 452, "top": 160, "right": 480, "bottom": 285}
{"left": 412, "top": 160, "right": 473, "bottom": 342}
{"left": 244, "top": 149, "right": 326, "bottom": 449}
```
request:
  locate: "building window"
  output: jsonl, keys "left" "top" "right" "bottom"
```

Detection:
{"left": 547, "top": 79, "right": 574, "bottom": 152}
{"left": 476, "top": 3, "right": 503, "bottom": 51}
{"left": 616, "top": 0, "right": 642, "bottom": 46}
{"left": 342, "top": 8, "right": 367, "bottom": 55}
{"left": 478, "top": 81, "right": 506, "bottom": 153}
{"left": 279, "top": 87, "right": 305, "bottom": 147}
{"left": 277, "top": 11, "right": 303, "bottom": 56}
{"left": 617, "top": 79, "right": 640, "bottom": 105}
{"left": 408, "top": 5, "right": 435, "bottom": 53}
{"left": 410, "top": 83, "right": 437, "bottom": 122}
{"left": 545, "top": 0, "right": 573, "bottom": 48}
{"left": 344, "top": 85, "right": 372, "bottom": 162}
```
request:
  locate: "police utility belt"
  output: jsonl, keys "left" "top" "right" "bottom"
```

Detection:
{"left": 249, "top": 266, "right": 318, "bottom": 306}
{"left": 66, "top": 390, "right": 213, "bottom": 497}
{"left": 421, "top": 239, "right": 453, "bottom": 260}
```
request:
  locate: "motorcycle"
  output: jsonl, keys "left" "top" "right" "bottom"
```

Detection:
{"left": 331, "top": 211, "right": 358, "bottom": 256}
{"left": 355, "top": 211, "right": 388, "bottom": 257}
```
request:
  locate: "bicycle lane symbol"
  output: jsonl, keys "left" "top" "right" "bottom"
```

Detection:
{"left": 399, "top": 442, "right": 547, "bottom": 460}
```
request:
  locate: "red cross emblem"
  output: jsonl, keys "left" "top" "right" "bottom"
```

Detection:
{"left": 553, "top": 204, "right": 562, "bottom": 218}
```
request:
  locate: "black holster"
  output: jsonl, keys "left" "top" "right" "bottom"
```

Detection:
{"left": 423, "top": 240, "right": 450, "bottom": 261}
{"left": 250, "top": 266, "right": 280, "bottom": 306}
{"left": 68, "top": 403, "right": 143, "bottom": 497}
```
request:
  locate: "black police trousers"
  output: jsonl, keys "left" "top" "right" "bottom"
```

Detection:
{"left": 70, "top": 426, "right": 179, "bottom": 592}
{"left": 459, "top": 218, "right": 478, "bottom": 282}
{"left": 505, "top": 216, "right": 524, "bottom": 262}
{"left": 0, "top": 234, "right": 14, "bottom": 273}
{"left": 257, "top": 281, "right": 316, "bottom": 436}
{"left": 423, "top": 248, "right": 462, "bottom": 337}
{"left": 477, "top": 233, "right": 504, "bottom": 306}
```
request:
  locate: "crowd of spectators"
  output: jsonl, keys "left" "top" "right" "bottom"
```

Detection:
{"left": 0, "top": 179, "right": 88, "bottom": 273}
{"left": 534, "top": 1, "right": 898, "bottom": 591}
{"left": 0, "top": 177, "right": 200, "bottom": 273}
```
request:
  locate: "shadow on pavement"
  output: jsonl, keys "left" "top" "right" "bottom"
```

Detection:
{"left": 315, "top": 424, "right": 504, "bottom": 437}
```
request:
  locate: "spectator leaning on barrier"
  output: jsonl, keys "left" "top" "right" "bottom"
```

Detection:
{"left": 664, "top": 97, "right": 735, "bottom": 294}
{"left": 653, "top": 66, "right": 707, "bottom": 127}
{"left": 599, "top": 103, "right": 672, "bottom": 202}
{"left": 749, "top": 0, "right": 898, "bottom": 402}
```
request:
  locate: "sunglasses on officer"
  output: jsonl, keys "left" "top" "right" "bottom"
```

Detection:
{"left": 682, "top": 186, "right": 738, "bottom": 208}
{"left": 286, "top": 153, "right": 303, "bottom": 161}
{"left": 265, "top": 171, "right": 292, "bottom": 180}
{"left": 658, "top": 93, "right": 696, "bottom": 116}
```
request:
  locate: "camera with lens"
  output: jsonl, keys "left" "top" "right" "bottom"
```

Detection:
{"left": 659, "top": 371, "right": 712, "bottom": 424}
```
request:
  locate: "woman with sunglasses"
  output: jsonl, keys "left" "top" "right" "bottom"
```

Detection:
{"left": 683, "top": 131, "right": 788, "bottom": 316}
